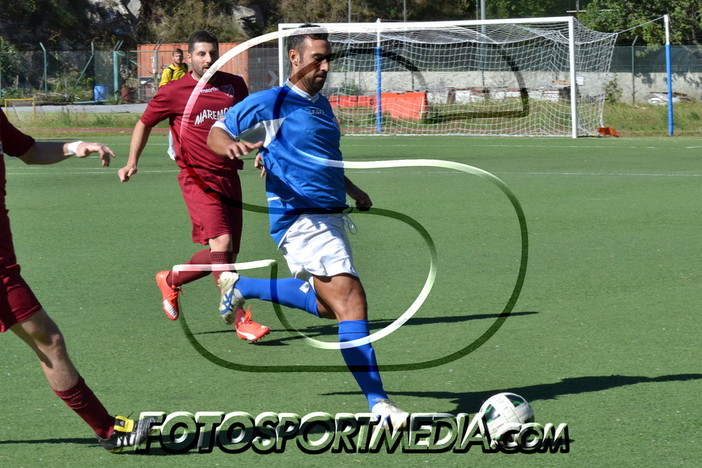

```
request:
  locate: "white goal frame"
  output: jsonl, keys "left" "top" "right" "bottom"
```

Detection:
{"left": 279, "top": 17, "right": 618, "bottom": 138}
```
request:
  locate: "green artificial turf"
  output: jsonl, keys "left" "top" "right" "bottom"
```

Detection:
{"left": 1, "top": 133, "right": 699, "bottom": 466}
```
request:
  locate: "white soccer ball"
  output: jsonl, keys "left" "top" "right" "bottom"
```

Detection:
{"left": 479, "top": 392, "right": 534, "bottom": 444}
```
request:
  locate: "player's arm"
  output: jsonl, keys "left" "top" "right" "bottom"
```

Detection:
{"left": 158, "top": 68, "right": 172, "bottom": 87}
{"left": 207, "top": 125, "right": 262, "bottom": 160}
{"left": 20, "top": 141, "right": 114, "bottom": 167}
{"left": 118, "top": 119, "right": 152, "bottom": 182}
{"left": 345, "top": 177, "right": 372, "bottom": 211}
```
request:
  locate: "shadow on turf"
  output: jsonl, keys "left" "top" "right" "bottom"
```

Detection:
{"left": 0, "top": 437, "right": 96, "bottom": 446}
{"left": 190, "top": 310, "right": 538, "bottom": 347}
{"left": 9, "top": 375, "right": 699, "bottom": 454}
{"left": 329, "top": 373, "right": 702, "bottom": 414}
{"left": 0, "top": 438, "right": 198, "bottom": 456}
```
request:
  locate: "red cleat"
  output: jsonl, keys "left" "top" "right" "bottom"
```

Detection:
{"left": 234, "top": 306, "right": 270, "bottom": 342}
{"left": 156, "top": 270, "right": 181, "bottom": 320}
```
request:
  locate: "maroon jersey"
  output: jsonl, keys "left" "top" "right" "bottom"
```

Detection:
{"left": 0, "top": 110, "right": 35, "bottom": 266}
{"left": 141, "top": 71, "right": 248, "bottom": 197}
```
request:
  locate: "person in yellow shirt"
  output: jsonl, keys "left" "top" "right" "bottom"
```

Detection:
{"left": 160, "top": 48, "right": 189, "bottom": 159}
{"left": 159, "top": 48, "right": 188, "bottom": 87}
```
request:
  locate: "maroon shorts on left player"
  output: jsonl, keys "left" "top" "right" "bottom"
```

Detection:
{"left": 0, "top": 264, "right": 42, "bottom": 332}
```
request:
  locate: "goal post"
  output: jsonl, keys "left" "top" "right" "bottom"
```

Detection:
{"left": 279, "top": 18, "right": 618, "bottom": 138}
{"left": 4, "top": 98, "right": 36, "bottom": 119}
{"left": 4, "top": 98, "right": 36, "bottom": 109}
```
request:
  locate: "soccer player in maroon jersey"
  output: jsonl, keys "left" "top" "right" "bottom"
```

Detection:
{"left": 118, "top": 30, "right": 269, "bottom": 341}
{"left": 0, "top": 109, "right": 157, "bottom": 451}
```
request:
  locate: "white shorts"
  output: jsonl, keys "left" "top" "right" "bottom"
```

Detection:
{"left": 280, "top": 213, "right": 358, "bottom": 281}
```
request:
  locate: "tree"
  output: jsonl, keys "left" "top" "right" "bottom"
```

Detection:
{"left": 136, "top": 0, "right": 255, "bottom": 43}
{"left": 0, "top": 37, "right": 23, "bottom": 90}
{"left": 270, "top": 0, "right": 476, "bottom": 24}
{"left": 377, "top": 0, "right": 475, "bottom": 22}
{"left": 580, "top": 0, "right": 702, "bottom": 45}
{"left": 273, "top": 0, "right": 357, "bottom": 23}
{"left": 486, "top": 0, "right": 568, "bottom": 19}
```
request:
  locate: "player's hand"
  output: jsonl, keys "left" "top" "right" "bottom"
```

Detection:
{"left": 224, "top": 140, "right": 263, "bottom": 160}
{"left": 353, "top": 192, "right": 372, "bottom": 211}
{"left": 254, "top": 153, "right": 266, "bottom": 178}
{"left": 349, "top": 188, "right": 372, "bottom": 211}
{"left": 118, "top": 165, "right": 137, "bottom": 182}
{"left": 75, "top": 142, "right": 115, "bottom": 167}
{"left": 345, "top": 178, "right": 372, "bottom": 211}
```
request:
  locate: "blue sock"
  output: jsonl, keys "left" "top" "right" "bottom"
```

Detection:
{"left": 338, "top": 319, "right": 388, "bottom": 410}
{"left": 235, "top": 277, "right": 319, "bottom": 316}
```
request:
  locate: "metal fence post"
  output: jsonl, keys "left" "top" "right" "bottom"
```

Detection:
{"left": 39, "top": 42, "right": 48, "bottom": 95}
{"left": 631, "top": 36, "right": 638, "bottom": 104}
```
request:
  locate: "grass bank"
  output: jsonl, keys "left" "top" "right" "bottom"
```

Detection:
{"left": 605, "top": 101, "right": 702, "bottom": 136}
{"left": 4, "top": 107, "right": 166, "bottom": 137}
{"left": 5, "top": 101, "right": 701, "bottom": 138}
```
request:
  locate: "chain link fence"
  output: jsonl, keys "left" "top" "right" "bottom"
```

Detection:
{"left": 0, "top": 44, "right": 165, "bottom": 104}
{"left": 1, "top": 44, "right": 701, "bottom": 104}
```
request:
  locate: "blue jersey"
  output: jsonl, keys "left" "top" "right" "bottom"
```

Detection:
{"left": 215, "top": 82, "right": 347, "bottom": 245}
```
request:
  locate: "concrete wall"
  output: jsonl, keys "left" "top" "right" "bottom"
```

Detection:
{"left": 324, "top": 70, "right": 702, "bottom": 104}
{"left": 609, "top": 72, "right": 702, "bottom": 104}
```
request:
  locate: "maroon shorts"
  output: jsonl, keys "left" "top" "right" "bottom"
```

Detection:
{"left": 0, "top": 264, "right": 42, "bottom": 333}
{"left": 178, "top": 169, "right": 242, "bottom": 251}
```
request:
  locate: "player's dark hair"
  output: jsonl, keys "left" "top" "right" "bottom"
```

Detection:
{"left": 188, "top": 30, "right": 219, "bottom": 53}
{"left": 287, "top": 23, "right": 329, "bottom": 54}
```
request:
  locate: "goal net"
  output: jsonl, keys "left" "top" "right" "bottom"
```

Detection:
{"left": 279, "top": 18, "right": 618, "bottom": 137}
{"left": 4, "top": 98, "right": 36, "bottom": 122}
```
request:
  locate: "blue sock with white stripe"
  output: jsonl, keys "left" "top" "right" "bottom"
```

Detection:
{"left": 235, "top": 277, "right": 319, "bottom": 316}
{"left": 338, "top": 319, "right": 388, "bottom": 410}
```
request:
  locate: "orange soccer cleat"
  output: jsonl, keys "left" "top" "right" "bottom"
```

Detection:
{"left": 155, "top": 271, "right": 181, "bottom": 320}
{"left": 234, "top": 306, "right": 270, "bottom": 342}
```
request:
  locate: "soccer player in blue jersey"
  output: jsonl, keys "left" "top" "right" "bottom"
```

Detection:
{"left": 207, "top": 24, "right": 409, "bottom": 430}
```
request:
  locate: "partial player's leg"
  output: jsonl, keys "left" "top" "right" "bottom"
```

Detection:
{"left": 157, "top": 173, "right": 230, "bottom": 320}
{"left": 156, "top": 243, "right": 240, "bottom": 322}
{"left": 311, "top": 273, "right": 366, "bottom": 322}
{"left": 207, "top": 232, "right": 236, "bottom": 285}
{"left": 216, "top": 272, "right": 407, "bottom": 426}
{"left": 158, "top": 170, "right": 267, "bottom": 334}
{"left": 219, "top": 213, "right": 339, "bottom": 321}
{"left": 11, "top": 308, "right": 82, "bottom": 391}
{"left": 10, "top": 309, "right": 158, "bottom": 449}
{"left": 311, "top": 274, "right": 409, "bottom": 429}
{"left": 219, "top": 274, "right": 325, "bottom": 318}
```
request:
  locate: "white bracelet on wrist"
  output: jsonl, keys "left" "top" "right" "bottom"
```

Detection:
{"left": 66, "top": 141, "right": 84, "bottom": 155}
